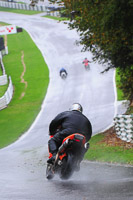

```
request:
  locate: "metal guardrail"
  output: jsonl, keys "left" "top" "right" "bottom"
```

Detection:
{"left": 0, "top": 50, "right": 13, "bottom": 110}
{"left": 0, "top": 51, "right": 6, "bottom": 74}
{"left": 0, "top": 76, "right": 13, "bottom": 110}
{"left": 0, "top": 0, "right": 46, "bottom": 11}
{"left": 0, "top": 74, "right": 7, "bottom": 85}
{"left": 0, "top": 51, "right": 8, "bottom": 85}
{"left": 114, "top": 114, "right": 133, "bottom": 143}
{"left": 1, "top": 46, "right": 8, "bottom": 56}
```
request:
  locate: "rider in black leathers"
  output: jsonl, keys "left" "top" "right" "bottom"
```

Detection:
{"left": 47, "top": 103, "right": 92, "bottom": 164}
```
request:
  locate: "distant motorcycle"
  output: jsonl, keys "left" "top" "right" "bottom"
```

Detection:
{"left": 60, "top": 71, "right": 67, "bottom": 79}
{"left": 60, "top": 68, "right": 67, "bottom": 79}
{"left": 46, "top": 133, "right": 89, "bottom": 180}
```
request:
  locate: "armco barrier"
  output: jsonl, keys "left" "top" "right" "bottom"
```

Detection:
{"left": 1, "top": 46, "right": 8, "bottom": 56}
{"left": 0, "top": 76, "right": 13, "bottom": 110}
{"left": 114, "top": 114, "right": 133, "bottom": 143}
{"left": 0, "top": 51, "right": 6, "bottom": 74}
{"left": 0, "top": 50, "right": 8, "bottom": 85}
{"left": 0, "top": 74, "right": 7, "bottom": 85}
{"left": 0, "top": 1, "right": 46, "bottom": 11}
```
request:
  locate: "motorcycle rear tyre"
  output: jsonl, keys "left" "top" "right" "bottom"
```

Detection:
{"left": 60, "top": 153, "right": 74, "bottom": 180}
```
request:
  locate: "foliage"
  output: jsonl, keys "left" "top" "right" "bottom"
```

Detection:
{"left": 115, "top": 69, "right": 124, "bottom": 101}
{"left": 49, "top": 0, "right": 133, "bottom": 103}
{"left": 118, "top": 66, "right": 133, "bottom": 104}
{"left": 126, "top": 105, "right": 133, "bottom": 114}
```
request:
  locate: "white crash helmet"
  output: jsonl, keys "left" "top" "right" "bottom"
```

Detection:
{"left": 69, "top": 103, "right": 83, "bottom": 113}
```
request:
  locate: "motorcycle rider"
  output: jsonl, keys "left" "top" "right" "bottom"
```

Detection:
{"left": 82, "top": 58, "right": 91, "bottom": 70}
{"left": 47, "top": 103, "right": 92, "bottom": 165}
{"left": 59, "top": 67, "right": 68, "bottom": 77}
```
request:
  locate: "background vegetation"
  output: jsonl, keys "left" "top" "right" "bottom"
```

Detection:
{"left": 115, "top": 69, "right": 124, "bottom": 101}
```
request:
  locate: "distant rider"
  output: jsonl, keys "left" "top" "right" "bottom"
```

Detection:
{"left": 82, "top": 58, "right": 91, "bottom": 69}
{"left": 59, "top": 67, "right": 67, "bottom": 77}
{"left": 47, "top": 103, "right": 92, "bottom": 166}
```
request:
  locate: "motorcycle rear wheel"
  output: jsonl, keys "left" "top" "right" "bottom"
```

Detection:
{"left": 60, "top": 153, "right": 74, "bottom": 180}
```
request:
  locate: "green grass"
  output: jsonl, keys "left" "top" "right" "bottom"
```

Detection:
{"left": 44, "top": 15, "right": 69, "bottom": 21}
{"left": 0, "top": 84, "right": 8, "bottom": 97}
{"left": 115, "top": 69, "right": 124, "bottom": 101}
{"left": 17, "top": 2, "right": 26, "bottom": 4}
{"left": 0, "top": 23, "right": 49, "bottom": 148}
{"left": 0, "top": 21, "right": 9, "bottom": 26}
{"left": 0, "top": 67, "right": 3, "bottom": 75}
{"left": 0, "top": 6, "right": 42, "bottom": 15}
{"left": 84, "top": 133, "right": 133, "bottom": 165}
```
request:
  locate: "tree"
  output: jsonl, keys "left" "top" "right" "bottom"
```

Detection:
{"left": 49, "top": 0, "right": 133, "bottom": 103}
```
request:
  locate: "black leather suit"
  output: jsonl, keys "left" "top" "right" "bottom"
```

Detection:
{"left": 48, "top": 110, "right": 92, "bottom": 155}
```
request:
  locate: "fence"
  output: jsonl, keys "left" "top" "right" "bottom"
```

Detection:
{"left": 0, "top": 51, "right": 6, "bottom": 74}
{"left": 0, "top": 51, "right": 8, "bottom": 85}
{"left": 1, "top": 46, "right": 8, "bottom": 56}
{"left": 0, "top": 49, "right": 13, "bottom": 110}
{"left": 0, "top": 1, "right": 61, "bottom": 16}
{"left": 114, "top": 114, "right": 133, "bottom": 143}
{"left": 0, "top": 1, "right": 46, "bottom": 11}
{"left": 0, "top": 74, "right": 7, "bottom": 85}
{"left": 0, "top": 76, "right": 13, "bottom": 110}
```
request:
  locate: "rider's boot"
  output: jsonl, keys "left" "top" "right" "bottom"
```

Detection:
{"left": 47, "top": 153, "right": 56, "bottom": 165}
{"left": 46, "top": 153, "right": 56, "bottom": 180}
{"left": 46, "top": 163, "right": 55, "bottom": 180}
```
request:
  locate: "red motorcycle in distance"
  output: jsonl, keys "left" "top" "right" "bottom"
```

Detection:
{"left": 46, "top": 133, "right": 89, "bottom": 180}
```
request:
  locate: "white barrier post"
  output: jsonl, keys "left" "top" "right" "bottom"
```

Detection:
{"left": 114, "top": 114, "right": 133, "bottom": 143}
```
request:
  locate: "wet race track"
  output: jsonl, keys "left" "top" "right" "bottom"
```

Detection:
{"left": 0, "top": 10, "right": 133, "bottom": 200}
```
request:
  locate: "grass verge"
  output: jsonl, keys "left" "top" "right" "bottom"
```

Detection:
{"left": 0, "top": 83, "right": 8, "bottom": 97}
{"left": 0, "top": 22, "right": 49, "bottom": 148}
{"left": 115, "top": 69, "right": 124, "bottom": 101}
{"left": 0, "top": 67, "right": 3, "bottom": 75}
{"left": 0, "top": 6, "right": 42, "bottom": 15}
{"left": 85, "top": 128, "right": 133, "bottom": 165}
{"left": 43, "top": 15, "right": 69, "bottom": 21}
